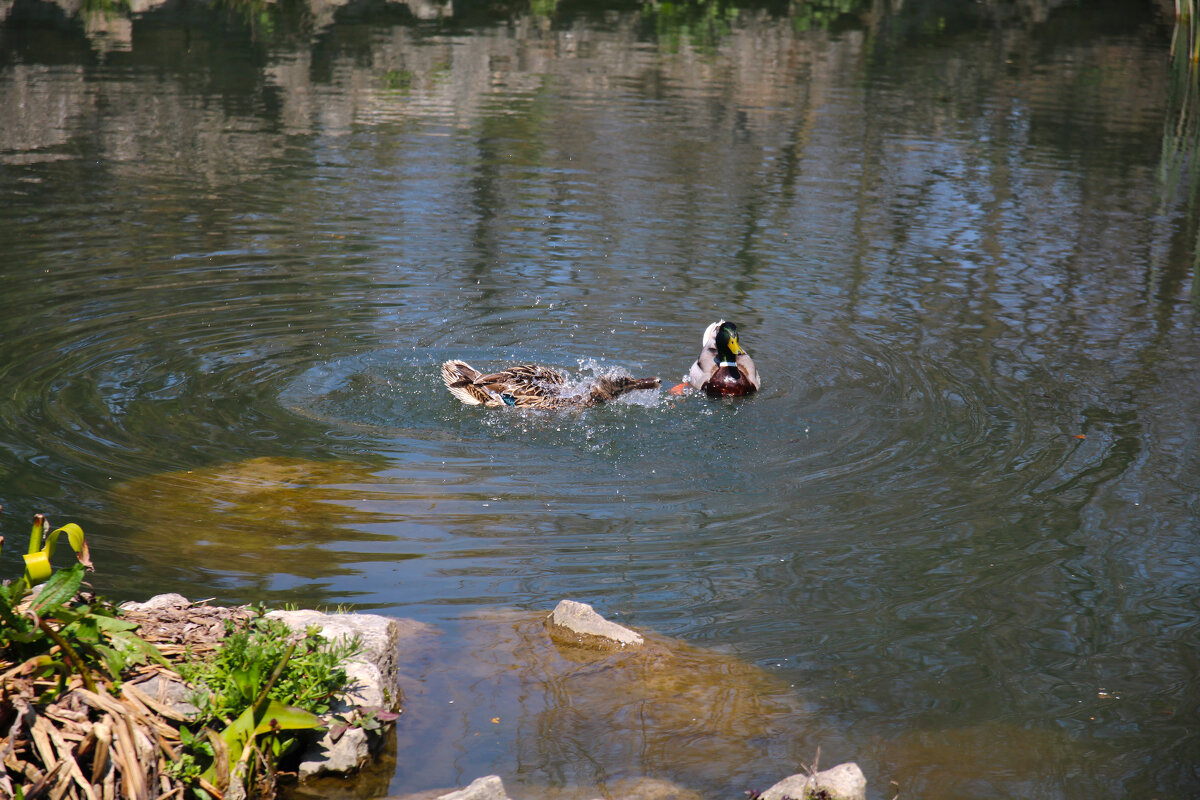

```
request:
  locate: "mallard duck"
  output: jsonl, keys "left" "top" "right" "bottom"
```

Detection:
{"left": 683, "top": 320, "right": 760, "bottom": 397}
{"left": 442, "top": 360, "right": 660, "bottom": 409}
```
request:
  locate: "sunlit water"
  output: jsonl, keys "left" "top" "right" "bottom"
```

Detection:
{"left": 2, "top": 0, "right": 1199, "bottom": 797}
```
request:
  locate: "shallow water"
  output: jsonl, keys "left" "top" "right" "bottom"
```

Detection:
{"left": 2, "top": 0, "right": 1200, "bottom": 797}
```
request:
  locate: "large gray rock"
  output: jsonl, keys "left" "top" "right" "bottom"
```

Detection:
{"left": 267, "top": 609, "right": 410, "bottom": 710}
{"left": 266, "top": 609, "right": 433, "bottom": 778}
{"left": 546, "top": 600, "right": 643, "bottom": 650}
{"left": 759, "top": 762, "right": 867, "bottom": 800}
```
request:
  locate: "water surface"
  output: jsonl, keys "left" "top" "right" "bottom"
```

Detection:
{"left": 2, "top": 0, "right": 1199, "bottom": 797}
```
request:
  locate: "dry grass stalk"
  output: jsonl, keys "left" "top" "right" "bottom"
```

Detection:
{"left": 24, "top": 757, "right": 67, "bottom": 799}
{"left": 89, "top": 721, "right": 112, "bottom": 786}
{"left": 39, "top": 715, "right": 97, "bottom": 800}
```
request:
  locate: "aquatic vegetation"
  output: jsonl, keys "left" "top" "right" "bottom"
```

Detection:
{"left": 790, "top": 0, "right": 871, "bottom": 33}
{"left": 1, "top": 510, "right": 91, "bottom": 587}
{"left": 1163, "top": 2, "right": 1200, "bottom": 299}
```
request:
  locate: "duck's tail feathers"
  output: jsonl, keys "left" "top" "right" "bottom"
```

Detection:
{"left": 441, "top": 360, "right": 492, "bottom": 406}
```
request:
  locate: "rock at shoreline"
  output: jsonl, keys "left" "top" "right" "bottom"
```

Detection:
{"left": 546, "top": 599, "right": 643, "bottom": 650}
{"left": 758, "top": 762, "right": 867, "bottom": 800}
{"left": 120, "top": 594, "right": 433, "bottom": 784}
{"left": 266, "top": 608, "right": 433, "bottom": 779}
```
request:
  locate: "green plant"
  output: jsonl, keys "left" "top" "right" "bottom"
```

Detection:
{"left": 0, "top": 512, "right": 165, "bottom": 698}
{"left": 167, "top": 725, "right": 214, "bottom": 785}
{"left": 201, "top": 640, "right": 324, "bottom": 795}
{"left": 178, "top": 614, "right": 361, "bottom": 724}
{"left": 0, "top": 511, "right": 92, "bottom": 587}
{"left": 173, "top": 617, "right": 356, "bottom": 797}
{"left": 328, "top": 706, "right": 401, "bottom": 740}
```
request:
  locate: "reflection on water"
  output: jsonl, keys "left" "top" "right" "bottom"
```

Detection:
{"left": 3, "top": 0, "right": 1200, "bottom": 798}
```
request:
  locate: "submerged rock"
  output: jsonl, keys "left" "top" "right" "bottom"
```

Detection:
{"left": 109, "top": 457, "right": 396, "bottom": 600}
{"left": 392, "top": 608, "right": 821, "bottom": 794}
{"left": 758, "top": 762, "right": 867, "bottom": 800}
{"left": 579, "top": 777, "right": 704, "bottom": 800}
{"left": 385, "top": 775, "right": 702, "bottom": 800}
{"left": 439, "top": 775, "right": 513, "bottom": 800}
{"left": 546, "top": 599, "right": 644, "bottom": 650}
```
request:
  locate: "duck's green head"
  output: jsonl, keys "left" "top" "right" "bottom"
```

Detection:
{"left": 715, "top": 321, "right": 745, "bottom": 359}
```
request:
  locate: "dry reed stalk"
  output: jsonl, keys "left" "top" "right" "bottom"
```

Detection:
{"left": 24, "top": 757, "right": 66, "bottom": 800}
{"left": 118, "top": 687, "right": 179, "bottom": 740}
{"left": 6, "top": 745, "right": 43, "bottom": 784}
{"left": 196, "top": 776, "right": 224, "bottom": 799}
{"left": 1, "top": 697, "right": 33, "bottom": 763}
{"left": 112, "top": 714, "right": 146, "bottom": 800}
{"left": 38, "top": 715, "right": 97, "bottom": 800}
{"left": 206, "top": 728, "right": 230, "bottom": 794}
{"left": 101, "top": 752, "right": 116, "bottom": 800}
{"left": 75, "top": 724, "right": 97, "bottom": 762}
{"left": 130, "top": 717, "right": 158, "bottom": 798}
{"left": 47, "top": 762, "right": 74, "bottom": 800}
{"left": 28, "top": 715, "right": 59, "bottom": 781}
{"left": 72, "top": 689, "right": 126, "bottom": 719}
{"left": 89, "top": 720, "right": 112, "bottom": 786}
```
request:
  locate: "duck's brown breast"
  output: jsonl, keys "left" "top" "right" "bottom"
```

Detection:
{"left": 702, "top": 367, "right": 757, "bottom": 397}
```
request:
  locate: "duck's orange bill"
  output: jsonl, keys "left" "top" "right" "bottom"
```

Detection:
{"left": 668, "top": 382, "right": 690, "bottom": 396}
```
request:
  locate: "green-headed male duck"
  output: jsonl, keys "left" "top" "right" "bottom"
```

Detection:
{"left": 680, "top": 320, "right": 760, "bottom": 397}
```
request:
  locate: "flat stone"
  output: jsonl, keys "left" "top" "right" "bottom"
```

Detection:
{"left": 127, "top": 672, "right": 200, "bottom": 719}
{"left": 435, "top": 776, "right": 512, "bottom": 800}
{"left": 546, "top": 600, "right": 643, "bottom": 650}
{"left": 759, "top": 762, "right": 867, "bottom": 800}
{"left": 121, "top": 593, "right": 191, "bottom": 612}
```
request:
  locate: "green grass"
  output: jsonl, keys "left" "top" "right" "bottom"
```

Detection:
{"left": 177, "top": 611, "right": 363, "bottom": 726}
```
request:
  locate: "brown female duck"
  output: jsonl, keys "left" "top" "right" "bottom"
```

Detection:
{"left": 442, "top": 360, "right": 660, "bottom": 409}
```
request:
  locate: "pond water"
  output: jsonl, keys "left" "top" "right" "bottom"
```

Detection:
{"left": 2, "top": 0, "right": 1199, "bottom": 797}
